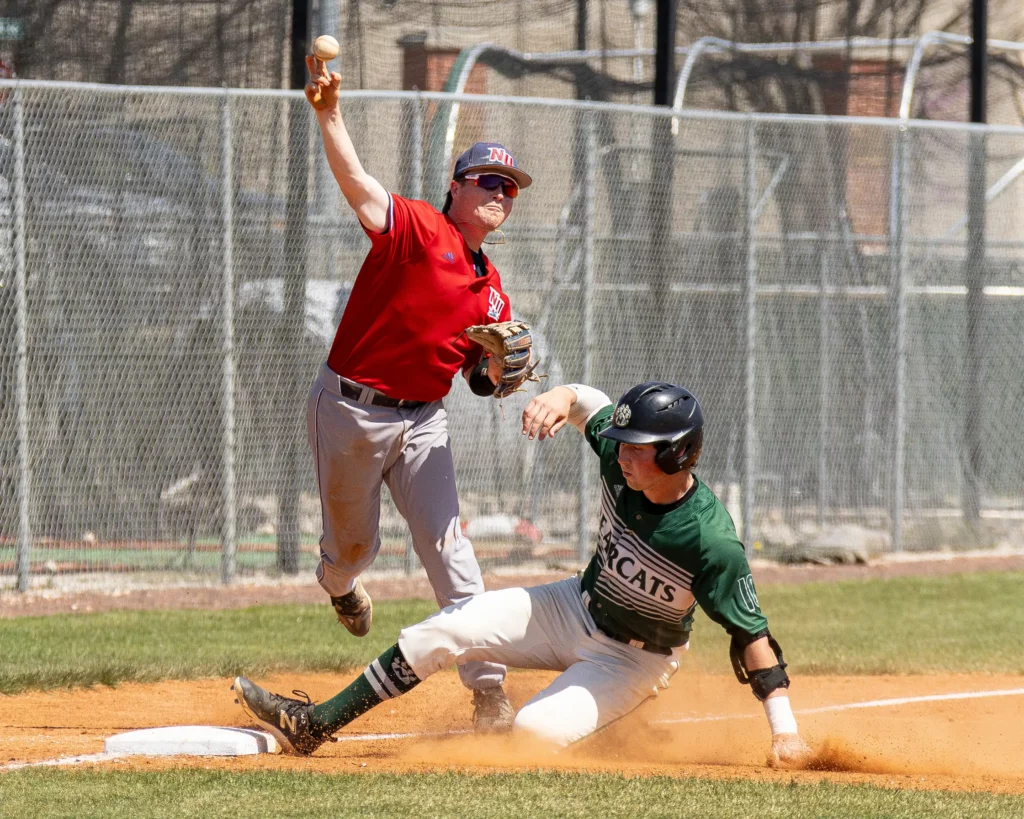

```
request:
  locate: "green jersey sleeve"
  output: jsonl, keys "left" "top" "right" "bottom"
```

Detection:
{"left": 583, "top": 404, "right": 617, "bottom": 460}
{"left": 690, "top": 529, "right": 769, "bottom": 638}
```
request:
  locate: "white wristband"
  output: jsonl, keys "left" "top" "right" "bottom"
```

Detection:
{"left": 563, "top": 384, "right": 612, "bottom": 432}
{"left": 763, "top": 695, "right": 799, "bottom": 736}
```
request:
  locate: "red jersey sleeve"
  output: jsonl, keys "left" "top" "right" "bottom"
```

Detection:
{"left": 362, "top": 194, "right": 440, "bottom": 261}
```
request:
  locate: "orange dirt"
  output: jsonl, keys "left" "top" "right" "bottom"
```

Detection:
{"left": 3, "top": 670, "right": 1023, "bottom": 795}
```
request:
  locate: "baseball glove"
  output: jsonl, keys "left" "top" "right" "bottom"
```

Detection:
{"left": 464, "top": 320, "right": 542, "bottom": 399}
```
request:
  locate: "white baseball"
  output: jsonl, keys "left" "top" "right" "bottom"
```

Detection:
{"left": 313, "top": 35, "right": 340, "bottom": 62}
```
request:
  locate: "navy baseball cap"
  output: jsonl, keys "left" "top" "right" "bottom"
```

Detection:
{"left": 452, "top": 142, "right": 533, "bottom": 189}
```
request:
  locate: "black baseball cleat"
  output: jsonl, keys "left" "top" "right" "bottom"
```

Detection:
{"left": 331, "top": 578, "right": 373, "bottom": 637}
{"left": 232, "top": 676, "right": 328, "bottom": 756}
{"left": 472, "top": 685, "right": 515, "bottom": 733}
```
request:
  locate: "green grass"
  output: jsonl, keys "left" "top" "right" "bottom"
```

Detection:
{"left": 693, "top": 569, "right": 1024, "bottom": 676}
{"left": 2, "top": 571, "right": 1023, "bottom": 694}
{"left": 0, "top": 599, "right": 436, "bottom": 694}
{"left": 0, "top": 770, "right": 1020, "bottom": 819}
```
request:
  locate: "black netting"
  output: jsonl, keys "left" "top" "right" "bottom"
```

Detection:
{"left": 2, "top": 2, "right": 1020, "bottom": 124}
{"left": 0, "top": 0, "right": 291, "bottom": 88}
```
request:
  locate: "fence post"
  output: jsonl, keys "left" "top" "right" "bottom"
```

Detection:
{"left": 577, "top": 110, "right": 597, "bottom": 563}
{"left": 741, "top": 118, "right": 758, "bottom": 556}
{"left": 818, "top": 247, "right": 830, "bottom": 529}
{"left": 411, "top": 93, "right": 424, "bottom": 201}
{"left": 220, "top": 92, "right": 237, "bottom": 585}
{"left": 890, "top": 127, "right": 908, "bottom": 553}
{"left": 404, "top": 531, "right": 417, "bottom": 575}
{"left": 13, "top": 87, "right": 30, "bottom": 592}
{"left": 963, "top": 129, "right": 987, "bottom": 526}
{"left": 399, "top": 94, "right": 424, "bottom": 577}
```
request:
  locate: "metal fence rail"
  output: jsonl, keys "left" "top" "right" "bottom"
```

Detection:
{"left": 1, "top": 82, "right": 1023, "bottom": 589}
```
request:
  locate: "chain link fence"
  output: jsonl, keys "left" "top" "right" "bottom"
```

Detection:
{"left": 1, "top": 81, "right": 1023, "bottom": 589}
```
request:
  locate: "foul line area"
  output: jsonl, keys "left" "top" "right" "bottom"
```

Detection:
{"left": 3, "top": 687, "right": 1024, "bottom": 773}
{"left": 652, "top": 687, "right": 1024, "bottom": 725}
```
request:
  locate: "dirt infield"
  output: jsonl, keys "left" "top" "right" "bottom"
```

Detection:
{"left": 3, "top": 669, "right": 1023, "bottom": 795}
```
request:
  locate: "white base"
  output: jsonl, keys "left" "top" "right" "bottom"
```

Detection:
{"left": 104, "top": 726, "right": 280, "bottom": 757}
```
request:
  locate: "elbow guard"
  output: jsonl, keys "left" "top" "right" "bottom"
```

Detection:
{"left": 467, "top": 358, "right": 494, "bottom": 397}
{"left": 729, "top": 628, "right": 790, "bottom": 702}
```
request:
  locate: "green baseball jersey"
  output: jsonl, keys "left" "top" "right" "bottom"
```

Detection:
{"left": 579, "top": 405, "right": 768, "bottom": 649}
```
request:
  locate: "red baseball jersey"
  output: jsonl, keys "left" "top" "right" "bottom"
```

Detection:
{"left": 326, "top": 194, "right": 513, "bottom": 402}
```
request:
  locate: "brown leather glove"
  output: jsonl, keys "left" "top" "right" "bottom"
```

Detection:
{"left": 464, "top": 320, "right": 541, "bottom": 399}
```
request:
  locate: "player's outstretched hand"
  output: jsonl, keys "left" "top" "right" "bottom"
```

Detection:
{"left": 768, "top": 732, "right": 813, "bottom": 769}
{"left": 305, "top": 55, "right": 342, "bottom": 111}
{"left": 522, "top": 386, "right": 575, "bottom": 441}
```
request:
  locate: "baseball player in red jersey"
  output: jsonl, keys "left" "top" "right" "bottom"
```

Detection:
{"left": 300, "top": 56, "right": 532, "bottom": 729}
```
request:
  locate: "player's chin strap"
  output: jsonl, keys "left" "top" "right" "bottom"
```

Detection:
{"left": 450, "top": 217, "right": 507, "bottom": 245}
{"left": 729, "top": 628, "right": 791, "bottom": 702}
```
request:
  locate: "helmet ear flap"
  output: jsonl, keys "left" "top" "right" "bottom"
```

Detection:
{"left": 655, "top": 443, "right": 684, "bottom": 475}
{"left": 654, "top": 430, "right": 703, "bottom": 475}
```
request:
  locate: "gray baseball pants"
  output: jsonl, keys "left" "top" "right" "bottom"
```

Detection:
{"left": 398, "top": 576, "right": 682, "bottom": 747}
{"left": 306, "top": 364, "right": 505, "bottom": 691}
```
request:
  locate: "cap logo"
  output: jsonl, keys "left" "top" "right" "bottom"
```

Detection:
{"left": 613, "top": 404, "right": 632, "bottom": 428}
{"left": 487, "top": 147, "right": 515, "bottom": 167}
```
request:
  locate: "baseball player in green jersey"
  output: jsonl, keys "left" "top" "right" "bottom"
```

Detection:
{"left": 232, "top": 381, "right": 812, "bottom": 766}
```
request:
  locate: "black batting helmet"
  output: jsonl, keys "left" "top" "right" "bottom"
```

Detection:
{"left": 598, "top": 381, "right": 704, "bottom": 475}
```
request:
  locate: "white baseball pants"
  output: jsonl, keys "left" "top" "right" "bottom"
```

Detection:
{"left": 398, "top": 576, "right": 682, "bottom": 747}
{"left": 307, "top": 364, "right": 505, "bottom": 691}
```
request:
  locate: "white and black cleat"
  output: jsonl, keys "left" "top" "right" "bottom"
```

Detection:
{"left": 232, "top": 676, "right": 328, "bottom": 756}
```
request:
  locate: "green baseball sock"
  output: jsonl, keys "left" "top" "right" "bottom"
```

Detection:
{"left": 309, "top": 643, "right": 422, "bottom": 736}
